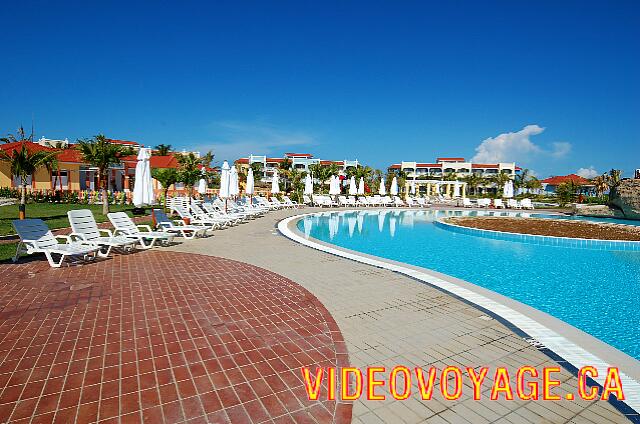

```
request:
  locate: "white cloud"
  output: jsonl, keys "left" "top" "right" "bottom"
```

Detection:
{"left": 192, "top": 120, "right": 316, "bottom": 163}
{"left": 576, "top": 166, "right": 599, "bottom": 179}
{"left": 471, "top": 125, "right": 571, "bottom": 164}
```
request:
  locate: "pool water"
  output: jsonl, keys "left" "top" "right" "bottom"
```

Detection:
{"left": 299, "top": 210, "right": 640, "bottom": 360}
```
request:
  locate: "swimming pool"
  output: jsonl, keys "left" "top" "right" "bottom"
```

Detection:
{"left": 298, "top": 210, "right": 640, "bottom": 360}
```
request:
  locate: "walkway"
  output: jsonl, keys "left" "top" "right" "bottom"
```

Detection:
{"left": 0, "top": 251, "right": 349, "bottom": 423}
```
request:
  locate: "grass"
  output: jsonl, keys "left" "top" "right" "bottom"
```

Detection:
{"left": 0, "top": 203, "right": 139, "bottom": 236}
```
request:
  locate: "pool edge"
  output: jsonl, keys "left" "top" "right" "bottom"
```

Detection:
{"left": 278, "top": 210, "right": 640, "bottom": 418}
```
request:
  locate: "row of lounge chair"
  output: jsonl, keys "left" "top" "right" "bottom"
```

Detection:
{"left": 462, "top": 198, "right": 534, "bottom": 209}
{"left": 307, "top": 195, "right": 431, "bottom": 208}
{"left": 11, "top": 195, "right": 289, "bottom": 268}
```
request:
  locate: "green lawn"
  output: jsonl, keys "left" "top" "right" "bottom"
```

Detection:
{"left": 0, "top": 203, "right": 138, "bottom": 236}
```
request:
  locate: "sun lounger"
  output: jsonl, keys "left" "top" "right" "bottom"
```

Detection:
{"left": 393, "top": 196, "right": 406, "bottom": 207}
{"left": 520, "top": 198, "right": 534, "bottom": 210}
{"left": 152, "top": 209, "right": 209, "bottom": 239}
{"left": 462, "top": 198, "right": 473, "bottom": 208}
{"left": 107, "top": 212, "right": 175, "bottom": 249}
{"left": 507, "top": 199, "right": 521, "bottom": 209}
{"left": 67, "top": 209, "right": 137, "bottom": 257}
{"left": 493, "top": 199, "right": 505, "bottom": 209}
{"left": 173, "top": 205, "right": 225, "bottom": 229}
{"left": 12, "top": 218, "right": 99, "bottom": 267}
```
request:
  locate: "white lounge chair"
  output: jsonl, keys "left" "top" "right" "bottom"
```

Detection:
{"left": 12, "top": 219, "right": 99, "bottom": 267}
{"left": 493, "top": 199, "right": 505, "bottom": 209}
{"left": 68, "top": 209, "right": 137, "bottom": 257}
{"left": 173, "top": 205, "right": 225, "bottom": 229}
{"left": 338, "top": 196, "right": 350, "bottom": 207}
{"left": 152, "top": 209, "right": 209, "bottom": 239}
{"left": 416, "top": 197, "right": 430, "bottom": 208}
{"left": 507, "top": 199, "right": 521, "bottom": 209}
{"left": 282, "top": 196, "right": 303, "bottom": 208}
{"left": 107, "top": 212, "right": 175, "bottom": 249}
{"left": 193, "top": 202, "right": 243, "bottom": 224}
{"left": 393, "top": 196, "right": 406, "bottom": 207}
{"left": 462, "top": 198, "right": 473, "bottom": 208}
{"left": 520, "top": 198, "right": 534, "bottom": 210}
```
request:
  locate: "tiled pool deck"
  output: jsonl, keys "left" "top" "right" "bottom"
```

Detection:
{"left": 0, "top": 207, "right": 637, "bottom": 423}
{"left": 0, "top": 250, "right": 350, "bottom": 423}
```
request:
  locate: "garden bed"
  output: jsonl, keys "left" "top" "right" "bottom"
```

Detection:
{"left": 445, "top": 216, "right": 640, "bottom": 241}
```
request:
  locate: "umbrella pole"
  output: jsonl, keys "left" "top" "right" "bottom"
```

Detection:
{"left": 225, "top": 198, "right": 228, "bottom": 213}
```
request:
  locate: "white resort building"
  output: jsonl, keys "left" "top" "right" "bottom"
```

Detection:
{"left": 235, "top": 153, "right": 359, "bottom": 182}
{"left": 389, "top": 157, "right": 522, "bottom": 196}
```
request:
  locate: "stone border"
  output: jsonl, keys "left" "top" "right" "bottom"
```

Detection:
{"left": 436, "top": 218, "right": 640, "bottom": 251}
{"left": 278, "top": 210, "right": 640, "bottom": 418}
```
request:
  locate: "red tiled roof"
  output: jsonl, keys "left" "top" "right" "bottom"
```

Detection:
{"left": 0, "top": 141, "right": 55, "bottom": 155}
{"left": 150, "top": 155, "right": 179, "bottom": 168}
{"left": 266, "top": 158, "right": 284, "bottom": 163}
{"left": 389, "top": 164, "right": 401, "bottom": 169}
{"left": 437, "top": 157, "right": 465, "bottom": 162}
{"left": 416, "top": 163, "right": 441, "bottom": 167}
{"left": 235, "top": 158, "right": 249, "bottom": 164}
{"left": 320, "top": 160, "right": 343, "bottom": 165}
{"left": 540, "top": 174, "right": 592, "bottom": 185}
{"left": 471, "top": 164, "right": 500, "bottom": 168}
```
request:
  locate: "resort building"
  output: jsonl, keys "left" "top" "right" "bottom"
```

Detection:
{"left": 389, "top": 157, "right": 521, "bottom": 196}
{"left": 0, "top": 139, "right": 208, "bottom": 195}
{"left": 234, "top": 153, "right": 359, "bottom": 182}
{"left": 540, "top": 174, "right": 595, "bottom": 194}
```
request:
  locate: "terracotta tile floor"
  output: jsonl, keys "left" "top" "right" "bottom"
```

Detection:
{"left": 0, "top": 251, "right": 351, "bottom": 423}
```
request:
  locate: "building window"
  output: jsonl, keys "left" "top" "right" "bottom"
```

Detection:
{"left": 51, "top": 170, "right": 69, "bottom": 189}
{"left": 13, "top": 174, "right": 32, "bottom": 187}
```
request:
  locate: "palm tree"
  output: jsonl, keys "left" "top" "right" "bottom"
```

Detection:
{"left": 152, "top": 168, "right": 179, "bottom": 210}
{"left": 308, "top": 163, "right": 337, "bottom": 193}
{"left": 460, "top": 173, "right": 484, "bottom": 196}
{"left": 0, "top": 142, "right": 59, "bottom": 219}
{"left": 607, "top": 169, "right": 622, "bottom": 189}
{"left": 525, "top": 177, "right": 542, "bottom": 194}
{"left": 77, "top": 134, "right": 132, "bottom": 215}
{"left": 1, "top": 126, "right": 32, "bottom": 144}
{"left": 250, "top": 162, "right": 264, "bottom": 181}
{"left": 176, "top": 152, "right": 213, "bottom": 196}
{"left": 488, "top": 172, "right": 511, "bottom": 195}
{"left": 593, "top": 174, "right": 609, "bottom": 198}
{"left": 154, "top": 144, "right": 173, "bottom": 156}
{"left": 514, "top": 168, "right": 531, "bottom": 192}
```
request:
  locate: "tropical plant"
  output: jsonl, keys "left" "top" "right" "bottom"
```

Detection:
{"left": 176, "top": 151, "right": 214, "bottom": 196}
{"left": 488, "top": 172, "right": 511, "bottom": 195}
{"left": 250, "top": 162, "right": 264, "bottom": 181}
{"left": 152, "top": 168, "right": 179, "bottom": 210}
{"left": 154, "top": 144, "right": 173, "bottom": 156}
{"left": 555, "top": 181, "right": 578, "bottom": 206}
{"left": 77, "top": 134, "right": 133, "bottom": 214}
{"left": 514, "top": 168, "right": 531, "bottom": 191}
{"left": 460, "top": 173, "right": 485, "bottom": 195}
{"left": 525, "top": 177, "right": 542, "bottom": 193}
{"left": 0, "top": 142, "right": 60, "bottom": 218}
{"left": 607, "top": 169, "right": 622, "bottom": 189}
{"left": 1, "top": 126, "right": 32, "bottom": 144}
{"left": 593, "top": 174, "right": 609, "bottom": 198}
{"left": 308, "top": 163, "right": 338, "bottom": 193}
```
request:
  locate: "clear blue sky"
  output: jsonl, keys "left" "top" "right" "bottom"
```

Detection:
{"left": 2, "top": 0, "right": 638, "bottom": 178}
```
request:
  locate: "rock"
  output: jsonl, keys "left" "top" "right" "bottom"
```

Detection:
{"left": 573, "top": 204, "right": 625, "bottom": 218}
{"left": 609, "top": 179, "right": 640, "bottom": 220}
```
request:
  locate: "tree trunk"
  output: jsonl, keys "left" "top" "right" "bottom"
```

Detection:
{"left": 101, "top": 170, "right": 110, "bottom": 215}
{"left": 163, "top": 188, "right": 168, "bottom": 211}
{"left": 19, "top": 184, "right": 26, "bottom": 220}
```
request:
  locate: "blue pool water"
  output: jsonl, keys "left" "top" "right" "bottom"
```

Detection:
{"left": 298, "top": 210, "right": 640, "bottom": 360}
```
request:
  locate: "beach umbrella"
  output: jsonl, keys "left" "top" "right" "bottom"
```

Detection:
{"left": 229, "top": 166, "right": 239, "bottom": 197}
{"left": 271, "top": 168, "right": 280, "bottom": 194}
{"left": 329, "top": 175, "right": 340, "bottom": 195}
{"left": 348, "top": 176, "right": 357, "bottom": 196}
{"left": 358, "top": 178, "right": 365, "bottom": 195}
{"left": 197, "top": 168, "right": 208, "bottom": 195}
{"left": 246, "top": 168, "right": 254, "bottom": 196}
{"left": 390, "top": 177, "right": 398, "bottom": 196}
{"left": 219, "top": 161, "right": 230, "bottom": 198}
{"left": 304, "top": 173, "right": 313, "bottom": 195}
{"left": 219, "top": 161, "right": 231, "bottom": 212}
{"left": 132, "top": 147, "right": 155, "bottom": 207}
{"left": 378, "top": 180, "right": 386, "bottom": 196}
{"left": 453, "top": 182, "right": 460, "bottom": 198}
{"left": 503, "top": 180, "right": 513, "bottom": 198}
